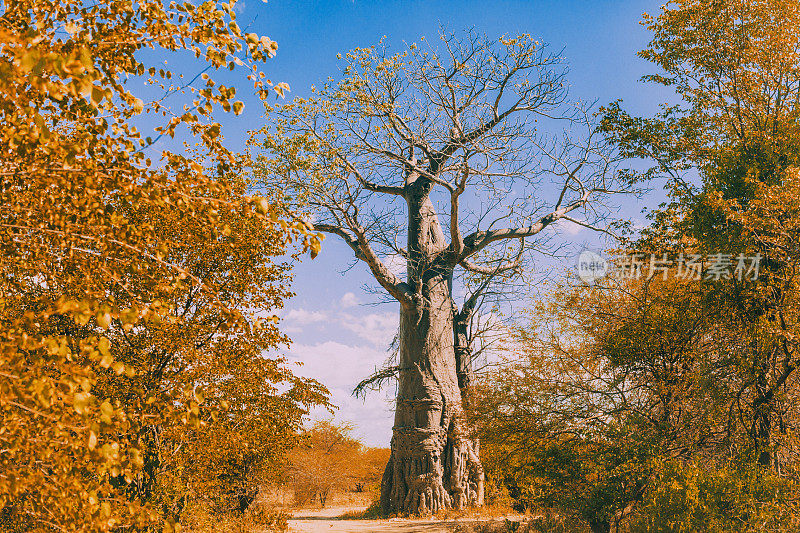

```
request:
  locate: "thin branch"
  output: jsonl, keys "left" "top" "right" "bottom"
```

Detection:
{"left": 313, "top": 223, "right": 412, "bottom": 307}
{"left": 460, "top": 191, "right": 591, "bottom": 259}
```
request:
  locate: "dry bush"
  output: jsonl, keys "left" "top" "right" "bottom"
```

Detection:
{"left": 435, "top": 503, "right": 519, "bottom": 522}
{"left": 452, "top": 510, "right": 587, "bottom": 532}
{"left": 182, "top": 500, "right": 288, "bottom": 533}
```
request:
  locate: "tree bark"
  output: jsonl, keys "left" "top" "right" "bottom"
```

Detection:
{"left": 454, "top": 307, "right": 474, "bottom": 407}
{"left": 380, "top": 180, "right": 484, "bottom": 515}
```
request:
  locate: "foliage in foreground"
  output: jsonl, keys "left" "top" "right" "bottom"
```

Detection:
{"left": 628, "top": 458, "right": 797, "bottom": 533}
{"left": 0, "top": 0, "right": 325, "bottom": 530}
{"left": 181, "top": 501, "right": 289, "bottom": 533}
{"left": 474, "top": 0, "right": 800, "bottom": 531}
{"left": 451, "top": 511, "right": 587, "bottom": 533}
{"left": 476, "top": 273, "right": 800, "bottom": 531}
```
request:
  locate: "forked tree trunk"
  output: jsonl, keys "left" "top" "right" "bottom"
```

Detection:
{"left": 380, "top": 181, "right": 484, "bottom": 515}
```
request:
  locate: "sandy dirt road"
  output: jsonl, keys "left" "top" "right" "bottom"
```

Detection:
{"left": 287, "top": 506, "right": 519, "bottom": 532}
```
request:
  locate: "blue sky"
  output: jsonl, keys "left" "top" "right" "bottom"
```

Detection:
{"left": 209, "top": 0, "right": 672, "bottom": 446}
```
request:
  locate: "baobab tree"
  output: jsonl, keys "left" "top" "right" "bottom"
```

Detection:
{"left": 255, "top": 32, "right": 629, "bottom": 515}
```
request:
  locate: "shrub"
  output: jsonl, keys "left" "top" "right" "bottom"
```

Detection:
{"left": 628, "top": 458, "right": 800, "bottom": 532}
{"left": 182, "top": 500, "right": 288, "bottom": 533}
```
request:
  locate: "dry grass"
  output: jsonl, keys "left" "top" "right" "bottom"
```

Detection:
{"left": 451, "top": 510, "right": 588, "bottom": 533}
{"left": 434, "top": 503, "right": 521, "bottom": 521}
{"left": 182, "top": 501, "right": 289, "bottom": 533}
{"left": 336, "top": 501, "right": 524, "bottom": 521}
{"left": 260, "top": 486, "right": 374, "bottom": 510}
{"left": 337, "top": 499, "right": 382, "bottom": 519}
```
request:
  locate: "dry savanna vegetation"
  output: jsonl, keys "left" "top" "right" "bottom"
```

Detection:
{"left": 0, "top": 0, "right": 326, "bottom": 531}
{"left": 4, "top": 0, "right": 800, "bottom": 532}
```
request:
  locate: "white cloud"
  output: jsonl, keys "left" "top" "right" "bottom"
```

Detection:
{"left": 557, "top": 217, "right": 584, "bottom": 235}
{"left": 276, "top": 299, "right": 400, "bottom": 445}
{"left": 340, "top": 311, "right": 397, "bottom": 347}
{"left": 279, "top": 304, "right": 396, "bottom": 348}
{"left": 282, "top": 308, "right": 328, "bottom": 325}
{"left": 284, "top": 341, "right": 395, "bottom": 446}
{"left": 384, "top": 254, "right": 406, "bottom": 277}
{"left": 308, "top": 387, "right": 394, "bottom": 446}
{"left": 286, "top": 341, "right": 385, "bottom": 388}
{"left": 339, "top": 292, "right": 360, "bottom": 308}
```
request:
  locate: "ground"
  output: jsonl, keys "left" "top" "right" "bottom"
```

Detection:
{"left": 286, "top": 503, "right": 523, "bottom": 532}
{"left": 262, "top": 487, "right": 522, "bottom": 532}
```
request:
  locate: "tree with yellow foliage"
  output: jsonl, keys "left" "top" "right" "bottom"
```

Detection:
{"left": 288, "top": 421, "right": 363, "bottom": 507}
{"left": 476, "top": 1, "right": 800, "bottom": 530}
{"left": 476, "top": 272, "right": 800, "bottom": 532}
{"left": 602, "top": 0, "right": 800, "bottom": 471}
{"left": 0, "top": 0, "right": 324, "bottom": 530}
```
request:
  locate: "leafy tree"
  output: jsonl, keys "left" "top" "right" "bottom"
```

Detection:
{"left": 473, "top": 280, "right": 664, "bottom": 533}
{"left": 255, "top": 31, "right": 632, "bottom": 514}
{"left": 475, "top": 271, "right": 800, "bottom": 531}
{"left": 92, "top": 179, "right": 330, "bottom": 520}
{"left": 354, "top": 447, "right": 392, "bottom": 494}
{"left": 288, "top": 421, "right": 363, "bottom": 507}
{"left": 473, "top": 1, "right": 800, "bottom": 529}
{"left": 0, "top": 0, "right": 323, "bottom": 530}
{"left": 602, "top": 0, "right": 800, "bottom": 470}
{"left": 629, "top": 457, "right": 797, "bottom": 533}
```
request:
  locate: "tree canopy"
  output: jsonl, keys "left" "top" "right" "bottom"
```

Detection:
{"left": 254, "top": 31, "right": 635, "bottom": 515}
{"left": 0, "top": 0, "right": 324, "bottom": 530}
{"left": 473, "top": 0, "right": 800, "bottom": 530}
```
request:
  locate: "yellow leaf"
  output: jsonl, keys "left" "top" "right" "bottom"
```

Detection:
{"left": 91, "top": 86, "right": 104, "bottom": 104}
{"left": 74, "top": 392, "right": 92, "bottom": 415}
{"left": 96, "top": 311, "right": 111, "bottom": 329}
{"left": 98, "top": 337, "right": 111, "bottom": 357}
{"left": 310, "top": 237, "right": 321, "bottom": 259}
{"left": 100, "top": 401, "right": 113, "bottom": 423}
{"left": 274, "top": 82, "right": 290, "bottom": 98}
{"left": 20, "top": 50, "right": 38, "bottom": 73}
{"left": 100, "top": 353, "right": 113, "bottom": 368}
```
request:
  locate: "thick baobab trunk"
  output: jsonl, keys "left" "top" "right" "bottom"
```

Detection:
{"left": 380, "top": 286, "right": 484, "bottom": 514}
{"left": 380, "top": 183, "right": 484, "bottom": 515}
